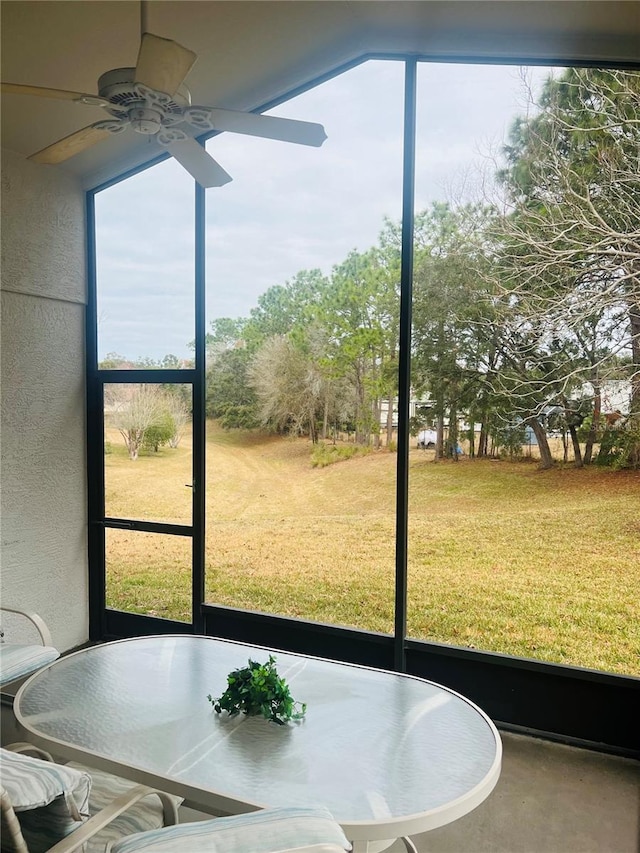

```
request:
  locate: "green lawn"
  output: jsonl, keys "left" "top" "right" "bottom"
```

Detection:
{"left": 105, "top": 422, "right": 640, "bottom": 676}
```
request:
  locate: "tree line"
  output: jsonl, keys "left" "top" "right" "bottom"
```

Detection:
{"left": 103, "top": 68, "right": 639, "bottom": 469}
{"left": 206, "top": 68, "right": 639, "bottom": 469}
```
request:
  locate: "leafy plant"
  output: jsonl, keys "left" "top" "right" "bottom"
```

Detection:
{"left": 208, "top": 655, "right": 307, "bottom": 725}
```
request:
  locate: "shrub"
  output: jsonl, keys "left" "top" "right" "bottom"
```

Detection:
{"left": 596, "top": 422, "right": 640, "bottom": 469}
{"left": 142, "top": 412, "right": 175, "bottom": 453}
{"left": 494, "top": 422, "right": 527, "bottom": 460}
{"left": 311, "top": 442, "right": 373, "bottom": 468}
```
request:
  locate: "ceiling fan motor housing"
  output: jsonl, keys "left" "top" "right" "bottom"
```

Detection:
{"left": 98, "top": 67, "right": 142, "bottom": 115}
{"left": 97, "top": 67, "right": 189, "bottom": 123}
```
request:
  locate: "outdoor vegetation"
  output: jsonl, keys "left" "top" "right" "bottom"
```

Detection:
{"left": 104, "top": 423, "right": 639, "bottom": 676}
{"left": 101, "top": 66, "right": 639, "bottom": 678}
{"left": 199, "top": 68, "right": 638, "bottom": 470}
{"left": 105, "top": 384, "right": 191, "bottom": 460}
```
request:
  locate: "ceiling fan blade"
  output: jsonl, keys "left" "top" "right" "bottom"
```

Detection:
{"left": 185, "top": 107, "right": 327, "bottom": 147}
{"left": 135, "top": 32, "right": 196, "bottom": 96}
{"left": 2, "top": 82, "right": 108, "bottom": 106}
{"left": 29, "top": 124, "right": 113, "bottom": 165}
{"left": 166, "top": 137, "right": 232, "bottom": 188}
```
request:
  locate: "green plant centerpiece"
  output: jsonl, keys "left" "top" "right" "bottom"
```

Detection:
{"left": 208, "top": 655, "right": 306, "bottom": 725}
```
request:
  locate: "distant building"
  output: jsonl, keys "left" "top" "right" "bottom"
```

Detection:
{"left": 578, "top": 380, "right": 632, "bottom": 415}
{"left": 379, "top": 396, "right": 433, "bottom": 428}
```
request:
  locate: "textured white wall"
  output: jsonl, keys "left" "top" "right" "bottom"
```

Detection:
{"left": 1, "top": 149, "right": 88, "bottom": 651}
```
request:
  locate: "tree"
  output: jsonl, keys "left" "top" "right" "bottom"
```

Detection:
{"left": 493, "top": 68, "right": 640, "bottom": 466}
{"left": 98, "top": 352, "right": 191, "bottom": 370}
{"left": 234, "top": 270, "right": 336, "bottom": 437}
{"left": 107, "top": 384, "right": 166, "bottom": 460}
{"left": 162, "top": 388, "right": 191, "bottom": 447}
{"left": 248, "top": 335, "right": 324, "bottom": 439}
{"left": 243, "top": 269, "right": 329, "bottom": 353}
{"left": 203, "top": 317, "right": 247, "bottom": 365}
{"left": 371, "top": 220, "right": 402, "bottom": 447}
{"left": 99, "top": 352, "right": 132, "bottom": 369}
{"left": 206, "top": 345, "right": 259, "bottom": 429}
{"left": 142, "top": 410, "right": 175, "bottom": 452}
{"left": 412, "top": 203, "right": 496, "bottom": 460}
{"left": 322, "top": 250, "right": 389, "bottom": 445}
{"left": 483, "top": 280, "right": 581, "bottom": 468}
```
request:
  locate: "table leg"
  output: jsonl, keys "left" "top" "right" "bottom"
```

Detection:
{"left": 350, "top": 838, "right": 417, "bottom": 853}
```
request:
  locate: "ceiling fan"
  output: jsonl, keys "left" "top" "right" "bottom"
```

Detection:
{"left": 1, "top": 4, "right": 327, "bottom": 188}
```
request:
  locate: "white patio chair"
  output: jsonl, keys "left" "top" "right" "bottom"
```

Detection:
{"left": 0, "top": 744, "right": 180, "bottom": 853}
{"left": 102, "top": 806, "right": 352, "bottom": 853}
{"left": 1, "top": 744, "right": 351, "bottom": 853}
{"left": 0, "top": 607, "right": 60, "bottom": 689}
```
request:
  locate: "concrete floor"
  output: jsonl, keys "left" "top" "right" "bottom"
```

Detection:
{"left": 386, "top": 732, "right": 640, "bottom": 853}
{"left": 2, "top": 699, "right": 638, "bottom": 853}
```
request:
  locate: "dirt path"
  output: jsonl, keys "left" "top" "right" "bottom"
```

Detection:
{"left": 207, "top": 423, "right": 397, "bottom": 522}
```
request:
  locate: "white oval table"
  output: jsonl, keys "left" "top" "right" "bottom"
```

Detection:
{"left": 14, "top": 635, "right": 501, "bottom": 852}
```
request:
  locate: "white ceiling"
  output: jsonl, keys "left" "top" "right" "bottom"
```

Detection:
{"left": 2, "top": 1, "right": 639, "bottom": 189}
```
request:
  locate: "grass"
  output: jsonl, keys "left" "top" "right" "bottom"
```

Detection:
{"left": 104, "top": 422, "right": 640, "bottom": 676}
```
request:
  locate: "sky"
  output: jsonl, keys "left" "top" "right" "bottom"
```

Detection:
{"left": 94, "top": 60, "right": 553, "bottom": 362}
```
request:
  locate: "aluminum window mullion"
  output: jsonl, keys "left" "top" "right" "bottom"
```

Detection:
{"left": 394, "top": 58, "right": 418, "bottom": 672}
{"left": 192, "top": 177, "right": 207, "bottom": 633}
{"left": 86, "top": 190, "right": 107, "bottom": 640}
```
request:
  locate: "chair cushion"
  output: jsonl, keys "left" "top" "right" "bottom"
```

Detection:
{"left": 66, "top": 762, "right": 183, "bottom": 853}
{"left": 107, "top": 806, "right": 350, "bottom": 853}
{"left": 0, "top": 748, "right": 90, "bottom": 853}
{"left": 0, "top": 644, "right": 60, "bottom": 686}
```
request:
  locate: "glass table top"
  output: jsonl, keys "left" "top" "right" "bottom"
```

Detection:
{"left": 15, "top": 635, "right": 501, "bottom": 835}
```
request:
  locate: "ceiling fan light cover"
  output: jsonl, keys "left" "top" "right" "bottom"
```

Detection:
{"left": 129, "top": 107, "right": 163, "bottom": 135}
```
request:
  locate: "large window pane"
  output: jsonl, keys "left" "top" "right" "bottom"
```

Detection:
{"left": 104, "top": 383, "right": 192, "bottom": 525}
{"left": 105, "top": 529, "right": 191, "bottom": 622}
{"left": 204, "top": 60, "right": 405, "bottom": 632}
{"left": 95, "top": 159, "right": 195, "bottom": 368}
{"left": 409, "top": 62, "right": 640, "bottom": 676}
